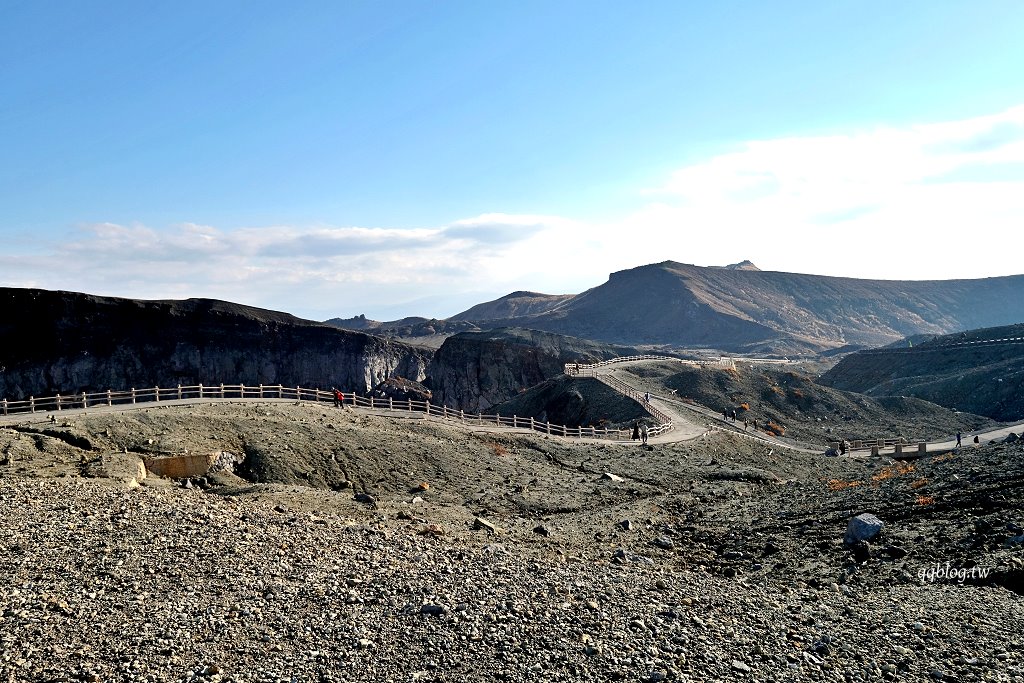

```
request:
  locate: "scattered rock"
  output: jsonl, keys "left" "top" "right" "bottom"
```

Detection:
{"left": 652, "top": 537, "right": 674, "bottom": 550}
{"left": 474, "top": 517, "right": 499, "bottom": 534}
{"left": 354, "top": 492, "right": 378, "bottom": 507}
{"left": 419, "top": 604, "right": 447, "bottom": 616}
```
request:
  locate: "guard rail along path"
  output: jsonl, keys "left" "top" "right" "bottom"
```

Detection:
{"left": 564, "top": 354, "right": 736, "bottom": 377}
{"left": 0, "top": 381, "right": 662, "bottom": 443}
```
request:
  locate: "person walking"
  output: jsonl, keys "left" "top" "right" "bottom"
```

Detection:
{"left": 640, "top": 422, "right": 649, "bottom": 445}
{"left": 956, "top": 431, "right": 962, "bottom": 448}
{"left": 332, "top": 387, "right": 344, "bottom": 408}
{"left": 631, "top": 421, "right": 640, "bottom": 441}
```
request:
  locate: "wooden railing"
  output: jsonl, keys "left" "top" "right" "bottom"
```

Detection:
{"left": 564, "top": 354, "right": 735, "bottom": 376}
{"left": 592, "top": 373, "right": 675, "bottom": 437}
{"left": 0, "top": 383, "right": 644, "bottom": 442}
{"left": 0, "top": 352, "right": 743, "bottom": 443}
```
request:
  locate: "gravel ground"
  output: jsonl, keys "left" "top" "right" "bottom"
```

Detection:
{"left": 1, "top": 402, "right": 1022, "bottom": 682}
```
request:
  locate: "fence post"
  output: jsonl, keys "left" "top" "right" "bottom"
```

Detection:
{"left": 443, "top": 405, "right": 448, "bottom": 418}
{"left": 177, "top": 385, "right": 182, "bottom": 400}
{"left": 477, "top": 411, "right": 482, "bottom": 424}
{"left": 460, "top": 410, "right": 464, "bottom": 421}
{"left": 1, "top": 399, "right": 5, "bottom": 415}
{"left": 530, "top": 416, "right": 535, "bottom": 431}
{"left": 408, "top": 399, "right": 412, "bottom": 411}
{"left": 30, "top": 396, "right": 34, "bottom": 413}
{"left": 107, "top": 389, "right": 112, "bottom": 406}
{"left": 513, "top": 415, "right": 517, "bottom": 428}
{"left": 153, "top": 387, "right": 159, "bottom": 403}
{"left": 198, "top": 383, "right": 203, "bottom": 399}
{"left": 131, "top": 388, "right": 136, "bottom": 404}
{"left": 82, "top": 392, "right": 88, "bottom": 408}
{"left": 389, "top": 397, "right": 393, "bottom": 411}
{"left": 561, "top": 425, "right": 567, "bottom": 437}
{"left": 56, "top": 393, "right": 61, "bottom": 411}
{"left": 220, "top": 383, "right": 225, "bottom": 398}
{"left": 370, "top": 396, "right": 375, "bottom": 409}
{"left": 546, "top": 422, "right": 551, "bottom": 435}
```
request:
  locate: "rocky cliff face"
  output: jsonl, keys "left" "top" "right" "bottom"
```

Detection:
{"left": 0, "top": 289, "right": 430, "bottom": 400}
{"left": 427, "top": 328, "right": 636, "bottom": 412}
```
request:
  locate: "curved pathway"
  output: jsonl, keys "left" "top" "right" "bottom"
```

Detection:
{"left": 2, "top": 359, "right": 1021, "bottom": 455}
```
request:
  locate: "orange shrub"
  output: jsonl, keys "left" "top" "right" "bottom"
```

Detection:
{"left": 738, "top": 402, "right": 750, "bottom": 411}
{"left": 764, "top": 421, "right": 785, "bottom": 436}
{"left": 916, "top": 495, "right": 936, "bottom": 506}
{"left": 872, "top": 461, "right": 916, "bottom": 483}
{"left": 909, "top": 478, "right": 929, "bottom": 489}
{"left": 827, "top": 479, "right": 863, "bottom": 491}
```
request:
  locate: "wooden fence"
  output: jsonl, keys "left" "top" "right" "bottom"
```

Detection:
{"left": 0, "top": 383, "right": 648, "bottom": 442}
{"left": 564, "top": 354, "right": 735, "bottom": 376}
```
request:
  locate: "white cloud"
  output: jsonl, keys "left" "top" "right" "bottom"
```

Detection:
{"left": 2, "top": 105, "right": 1023, "bottom": 319}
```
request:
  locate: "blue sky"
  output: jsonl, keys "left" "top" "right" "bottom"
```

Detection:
{"left": 2, "top": 1, "right": 1024, "bottom": 320}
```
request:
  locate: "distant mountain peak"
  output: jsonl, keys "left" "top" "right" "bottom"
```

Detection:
{"left": 714, "top": 260, "right": 760, "bottom": 271}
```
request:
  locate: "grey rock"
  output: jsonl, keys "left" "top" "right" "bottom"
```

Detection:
{"left": 474, "top": 517, "right": 499, "bottom": 534}
{"left": 354, "top": 492, "right": 377, "bottom": 507}
{"left": 419, "top": 604, "right": 447, "bottom": 616}
{"left": 844, "top": 513, "right": 884, "bottom": 545}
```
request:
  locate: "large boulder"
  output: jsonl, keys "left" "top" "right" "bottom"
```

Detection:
{"left": 844, "top": 513, "right": 884, "bottom": 546}
{"left": 369, "top": 376, "right": 432, "bottom": 403}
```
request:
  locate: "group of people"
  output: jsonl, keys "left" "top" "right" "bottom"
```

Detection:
{"left": 631, "top": 421, "right": 649, "bottom": 445}
{"left": 722, "top": 409, "right": 760, "bottom": 433}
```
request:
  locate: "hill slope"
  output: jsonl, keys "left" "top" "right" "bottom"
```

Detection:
{"left": 819, "top": 323, "right": 1024, "bottom": 421}
{"left": 508, "top": 261, "right": 1024, "bottom": 352}
{"left": 357, "top": 261, "right": 1024, "bottom": 354}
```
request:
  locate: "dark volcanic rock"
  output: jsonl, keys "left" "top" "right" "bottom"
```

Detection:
{"left": 427, "top": 327, "right": 636, "bottom": 412}
{"left": 0, "top": 288, "right": 430, "bottom": 399}
{"left": 369, "top": 377, "right": 432, "bottom": 403}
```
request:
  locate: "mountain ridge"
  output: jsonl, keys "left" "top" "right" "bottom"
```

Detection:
{"left": 333, "top": 261, "right": 1024, "bottom": 353}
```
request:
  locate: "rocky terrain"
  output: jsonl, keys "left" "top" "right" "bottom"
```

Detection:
{"left": 820, "top": 323, "right": 1024, "bottom": 421}
{"left": 0, "top": 289, "right": 430, "bottom": 401}
{"left": 493, "top": 360, "right": 998, "bottom": 445}
{"left": 427, "top": 328, "right": 637, "bottom": 413}
{"left": 1, "top": 394, "right": 1022, "bottom": 682}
